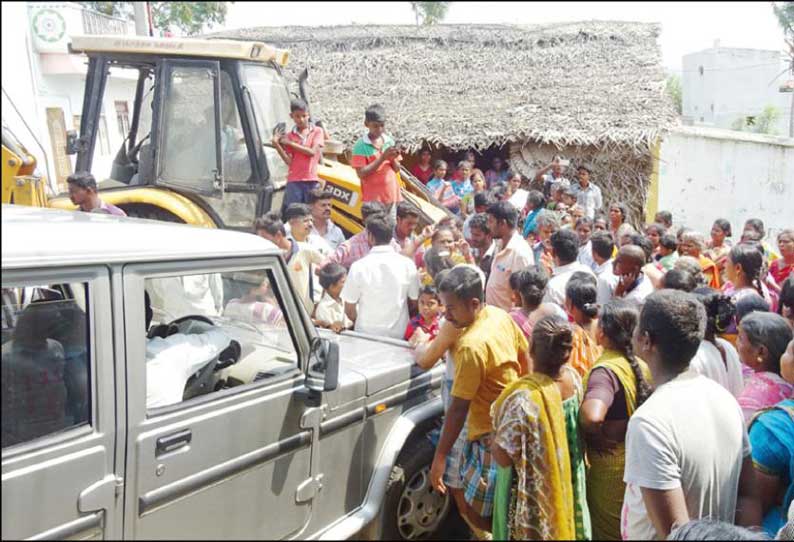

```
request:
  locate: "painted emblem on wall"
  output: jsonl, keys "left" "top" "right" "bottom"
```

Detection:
{"left": 32, "top": 8, "right": 66, "bottom": 43}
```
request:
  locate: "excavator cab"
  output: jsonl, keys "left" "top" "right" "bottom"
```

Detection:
{"left": 47, "top": 35, "right": 447, "bottom": 232}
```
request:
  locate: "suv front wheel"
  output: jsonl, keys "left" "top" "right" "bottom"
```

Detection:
{"left": 381, "top": 437, "right": 460, "bottom": 540}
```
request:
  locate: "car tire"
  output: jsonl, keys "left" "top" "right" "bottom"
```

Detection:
{"left": 380, "top": 436, "right": 467, "bottom": 541}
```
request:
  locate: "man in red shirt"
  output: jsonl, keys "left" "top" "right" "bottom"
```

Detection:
{"left": 350, "top": 104, "right": 402, "bottom": 219}
{"left": 272, "top": 99, "right": 325, "bottom": 214}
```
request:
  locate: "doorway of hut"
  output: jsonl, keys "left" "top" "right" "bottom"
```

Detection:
{"left": 401, "top": 142, "right": 516, "bottom": 186}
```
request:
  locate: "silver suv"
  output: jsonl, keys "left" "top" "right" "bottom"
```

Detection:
{"left": 1, "top": 205, "right": 454, "bottom": 540}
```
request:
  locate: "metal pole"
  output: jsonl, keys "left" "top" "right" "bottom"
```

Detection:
{"left": 132, "top": 2, "right": 148, "bottom": 36}
{"left": 790, "top": 85, "right": 793, "bottom": 138}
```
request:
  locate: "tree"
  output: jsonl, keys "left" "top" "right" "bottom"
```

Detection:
{"left": 772, "top": 1, "right": 794, "bottom": 39}
{"left": 78, "top": 2, "right": 231, "bottom": 36}
{"left": 665, "top": 74, "right": 682, "bottom": 115}
{"left": 410, "top": 2, "right": 452, "bottom": 26}
{"left": 731, "top": 105, "right": 781, "bottom": 135}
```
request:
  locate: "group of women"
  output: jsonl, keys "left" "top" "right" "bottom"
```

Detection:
{"left": 483, "top": 221, "right": 794, "bottom": 540}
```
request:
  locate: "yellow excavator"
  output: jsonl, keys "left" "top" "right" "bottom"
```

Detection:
{"left": 1, "top": 120, "right": 49, "bottom": 208}
{"left": 2, "top": 35, "right": 447, "bottom": 233}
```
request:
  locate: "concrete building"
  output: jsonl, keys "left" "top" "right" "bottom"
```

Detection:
{"left": 2, "top": 2, "right": 138, "bottom": 193}
{"left": 682, "top": 42, "right": 793, "bottom": 137}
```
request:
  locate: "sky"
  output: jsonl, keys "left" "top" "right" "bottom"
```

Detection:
{"left": 220, "top": 1, "right": 788, "bottom": 72}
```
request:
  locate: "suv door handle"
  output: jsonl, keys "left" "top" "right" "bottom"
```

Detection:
{"left": 156, "top": 429, "right": 192, "bottom": 456}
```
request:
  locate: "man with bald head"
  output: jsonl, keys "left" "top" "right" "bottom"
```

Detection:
{"left": 613, "top": 244, "right": 655, "bottom": 310}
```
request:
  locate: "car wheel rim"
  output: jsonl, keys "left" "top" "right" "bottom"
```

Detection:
{"left": 396, "top": 465, "right": 450, "bottom": 539}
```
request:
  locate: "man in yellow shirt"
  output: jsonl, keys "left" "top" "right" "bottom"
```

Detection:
{"left": 430, "top": 266, "right": 530, "bottom": 532}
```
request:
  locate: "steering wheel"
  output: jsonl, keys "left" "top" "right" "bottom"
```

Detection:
{"left": 147, "top": 314, "right": 215, "bottom": 340}
{"left": 128, "top": 133, "right": 151, "bottom": 165}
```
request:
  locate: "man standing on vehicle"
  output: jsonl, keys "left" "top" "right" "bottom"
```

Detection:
{"left": 67, "top": 172, "right": 127, "bottom": 216}
{"left": 350, "top": 104, "right": 402, "bottom": 220}
{"left": 430, "top": 266, "right": 529, "bottom": 532}
{"left": 272, "top": 99, "right": 325, "bottom": 214}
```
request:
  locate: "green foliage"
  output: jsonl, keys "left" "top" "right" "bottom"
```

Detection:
{"left": 773, "top": 2, "right": 794, "bottom": 38}
{"left": 731, "top": 105, "right": 781, "bottom": 135}
{"left": 77, "top": 2, "right": 231, "bottom": 36}
{"left": 665, "top": 74, "right": 682, "bottom": 114}
{"left": 410, "top": 2, "right": 452, "bottom": 26}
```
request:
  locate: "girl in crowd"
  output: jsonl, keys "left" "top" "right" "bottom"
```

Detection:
{"left": 679, "top": 230, "right": 722, "bottom": 289}
{"left": 736, "top": 312, "right": 793, "bottom": 423}
{"left": 644, "top": 223, "right": 665, "bottom": 261}
{"left": 410, "top": 147, "right": 434, "bottom": 185}
{"left": 491, "top": 316, "right": 579, "bottom": 540}
{"left": 508, "top": 267, "right": 565, "bottom": 341}
{"left": 705, "top": 218, "right": 733, "bottom": 282}
{"left": 769, "top": 229, "right": 794, "bottom": 287}
{"left": 426, "top": 160, "right": 461, "bottom": 214}
{"left": 580, "top": 300, "right": 652, "bottom": 540}
{"left": 460, "top": 170, "right": 486, "bottom": 218}
{"left": 724, "top": 243, "right": 778, "bottom": 320}
{"left": 521, "top": 190, "right": 546, "bottom": 242}
{"left": 607, "top": 203, "right": 628, "bottom": 241}
{"left": 565, "top": 273, "right": 603, "bottom": 378}
{"left": 450, "top": 161, "right": 474, "bottom": 201}
{"left": 505, "top": 171, "right": 523, "bottom": 200}
{"left": 690, "top": 288, "right": 744, "bottom": 397}
{"left": 746, "top": 338, "right": 794, "bottom": 537}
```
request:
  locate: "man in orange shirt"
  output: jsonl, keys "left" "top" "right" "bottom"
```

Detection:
{"left": 350, "top": 104, "right": 403, "bottom": 219}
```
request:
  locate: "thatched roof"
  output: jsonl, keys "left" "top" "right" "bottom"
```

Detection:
{"left": 210, "top": 22, "right": 677, "bottom": 152}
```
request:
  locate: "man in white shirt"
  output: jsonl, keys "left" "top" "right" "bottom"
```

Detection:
{"left": 613, "top": 245, "right": 655, "bottom": 310}
{"left": 543, "top": 229, "right": 595, "bottom": 307}
{"left": 590, "top": 231, "right": 619, "bottom": 305}
{"left": 622, "top": 290, "right": 754, "bottom": 540}
{"left": 147, "top": 274, "right": 224, "bottom": 323}
{"left": 570, "top": 164, "right": 603, "bottom": 219}
{"left": 306, "top": 188, "right": 345, "bottom": 250}
{"left": 341, "top": 214, "right": 420, "bottom": 339}
{"left": 485, "top": 201, "right": 535, "bottom": 311}
{"left": 284, "top": 191, "right": 335, "bottom": 257}
{"left": 255, "top": 208, "right": 324, "bottom": 313}
{"left": 575, "top": 216, "right": 597, "bottom": 271}
{"left": 144, "top": 294, "right": 235, "bottom": 408}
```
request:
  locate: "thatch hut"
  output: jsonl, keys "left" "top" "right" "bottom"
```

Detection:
{"left": 211, "top": 22, "right": 678, "bottom": 223}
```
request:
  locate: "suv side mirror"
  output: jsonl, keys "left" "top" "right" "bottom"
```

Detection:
{"left": 306, "top": 337, "right": 339, "bottom": 393}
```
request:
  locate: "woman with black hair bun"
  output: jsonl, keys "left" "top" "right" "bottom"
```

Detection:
{"left": 564, "top": 272, "right": 602, "bottom": 378}
{"left": 690, "top": 287, "right": 744, "bottom": 397}
{"left": 579, "top": 299, "right": 652, "bottom": 540}
{"left": 723, "top": 243, "right": 779, "bottom": 346}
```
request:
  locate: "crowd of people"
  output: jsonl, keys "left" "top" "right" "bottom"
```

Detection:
{"left": 261, "top": 99, "right": 794, "bottom": 541}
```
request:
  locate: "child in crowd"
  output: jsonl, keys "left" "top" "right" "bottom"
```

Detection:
{"left": 404, "top": 285, "right": 443, "bottom": 341}
{"left": 460, "top": 170, "right": 486, "bottom": 218}
{"left": 272, "top": 99, "right": 325, "bottom": 213}
{"left": 314, "top": 263, "right": 352, "bottom": 333}
{"left": 426, "top": 160, "right": 461, "bottom": 213}
{"left": 450, "top": 161, "right": 474, "bottom": 201}
{"left": 657, "top": 233, "right": 679, "bottom": 271}
{"left": 411, "top": 147, "right": 434, "bottom": 185}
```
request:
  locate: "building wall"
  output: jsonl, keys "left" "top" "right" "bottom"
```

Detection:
{"left": 2, "top": 2, "right": 137, "bottom": 193}
{"left": 682, "top": 47, "right": 792, "bottom": 136}
{"left": 658, "top": 125, "right": 794, "bottom": 242}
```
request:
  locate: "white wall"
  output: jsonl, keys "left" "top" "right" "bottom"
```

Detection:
{"left": 658, "top": 125, "right": 794, "bottom": 243}
{"left": 682, "top": 47, "right": 792, "bottom": 136}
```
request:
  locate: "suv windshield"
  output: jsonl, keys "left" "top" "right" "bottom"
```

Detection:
{"left": 243, "top": 64, "right": 291, "bottom": 190}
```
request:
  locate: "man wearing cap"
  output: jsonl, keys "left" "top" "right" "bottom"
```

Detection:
{"left": 571, "top": 163, "right": 603, "bottom": 219}
{"left": 350, "top": 104, "right": 403, "bottom": 219}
